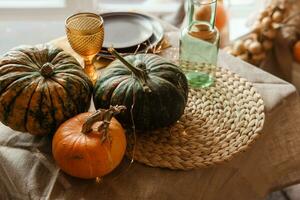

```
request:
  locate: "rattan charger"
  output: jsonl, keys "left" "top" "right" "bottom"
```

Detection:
{"left": 126, "top": 67, "right": 265, "bottom": 170}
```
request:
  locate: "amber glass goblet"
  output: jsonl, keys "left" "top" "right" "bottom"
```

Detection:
{"left": 66, "top": 12, "right": 104, "bottom": 83}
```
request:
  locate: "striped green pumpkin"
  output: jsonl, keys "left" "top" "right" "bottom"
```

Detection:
{"left": 0, "top": 45, "right": 93, "bottom": 135}
{"left": 93, "top": 49, "right": 189, "bottom": 131}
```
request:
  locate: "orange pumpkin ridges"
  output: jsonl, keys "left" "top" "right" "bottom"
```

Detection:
{"left": 52, "top": 105, "right": 127, "bottom": 179}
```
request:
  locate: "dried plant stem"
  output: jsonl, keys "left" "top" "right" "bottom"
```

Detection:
{"left": 81, "top": 105, "right": 126, "bottom": 142}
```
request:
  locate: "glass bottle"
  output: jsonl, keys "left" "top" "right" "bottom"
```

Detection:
{"left": 180, "top": 0, "right": 220, "bottom": 88}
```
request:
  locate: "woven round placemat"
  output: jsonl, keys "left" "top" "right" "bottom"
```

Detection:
{"left": 126, "top": 67, "right": 265, "bottom": 170}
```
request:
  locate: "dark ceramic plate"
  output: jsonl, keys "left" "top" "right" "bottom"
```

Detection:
{"left": 101, "top": 12, "right": 153, "bottom": 49}
{"left": 98, "top": 12, "right": 164, "bottom": 58}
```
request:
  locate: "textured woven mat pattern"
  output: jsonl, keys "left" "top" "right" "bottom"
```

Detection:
{"left": 127, "top": 67, "right": 265, "bottom": 170}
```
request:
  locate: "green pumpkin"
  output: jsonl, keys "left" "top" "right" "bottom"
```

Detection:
{"left": 0, "top": 45, "right": 93, "bottom": 135}
{"left": 93, "top": 49, "right": 188, "bottom": 131}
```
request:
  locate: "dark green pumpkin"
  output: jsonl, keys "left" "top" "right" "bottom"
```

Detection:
{"left": 0, "top": 45, "right": 93, "bottom": 135}
{"left": 93, "top": 49, "right": 188, "bottom": 131}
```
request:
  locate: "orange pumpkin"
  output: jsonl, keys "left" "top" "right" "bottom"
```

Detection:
{"left": 52, "top": 106, "right": 127, "bottom": 179}
{"left": 293, "top": 41, "right": 300, "bottom": 63}
{"left": 215, "top": 2, "right": 228, "bottom": 31}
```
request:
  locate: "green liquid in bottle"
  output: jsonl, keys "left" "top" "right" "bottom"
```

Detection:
{"left": 180, "top": 23, "right": 218, "bottom": 88}
{"left": 179, "top": 0, "right": 220, "bottom": 89}
{"left": 185, "top": 71, "right": 214, "bottom": 88}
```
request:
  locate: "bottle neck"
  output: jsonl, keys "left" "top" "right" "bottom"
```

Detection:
{"left": 188, "top": 0, "right": 217, "bottom": 28}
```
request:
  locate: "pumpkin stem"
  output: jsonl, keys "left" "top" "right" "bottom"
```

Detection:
{"left": 40, "top": 62, "right": 54, "bottom": 77}
{"left": 108, "top": 48, "right": 151, "bottom": 92}
{"left": 81, "top": 105, "right": 126, "bottom": 143}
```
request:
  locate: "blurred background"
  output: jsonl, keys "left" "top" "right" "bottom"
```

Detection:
{"left": 0, "top": 0, "right": 264, "bottom": 54}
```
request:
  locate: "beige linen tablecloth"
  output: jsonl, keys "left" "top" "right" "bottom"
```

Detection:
{"left": 1, "top": 21, "right": 300, "bottom": 200}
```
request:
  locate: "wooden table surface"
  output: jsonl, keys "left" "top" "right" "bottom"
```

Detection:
{"left": 1, "top": 19, "right": 300, "bottom": 200}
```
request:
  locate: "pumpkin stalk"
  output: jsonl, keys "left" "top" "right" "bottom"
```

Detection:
{"left": 82, "top": 105, "right": 126, "bottom": 142}
{"left": 40, "top": 62, "right": 54, "bottom": 77}
{"left": 108, "top": 48, "right": 151, "bottom": 92}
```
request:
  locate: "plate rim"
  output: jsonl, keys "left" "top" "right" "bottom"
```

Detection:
{"left": 99, "top": 12, "right": 164, "bottom": 57}
{"left": 101, "top": 12, "right": 155, "bottom": 49}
